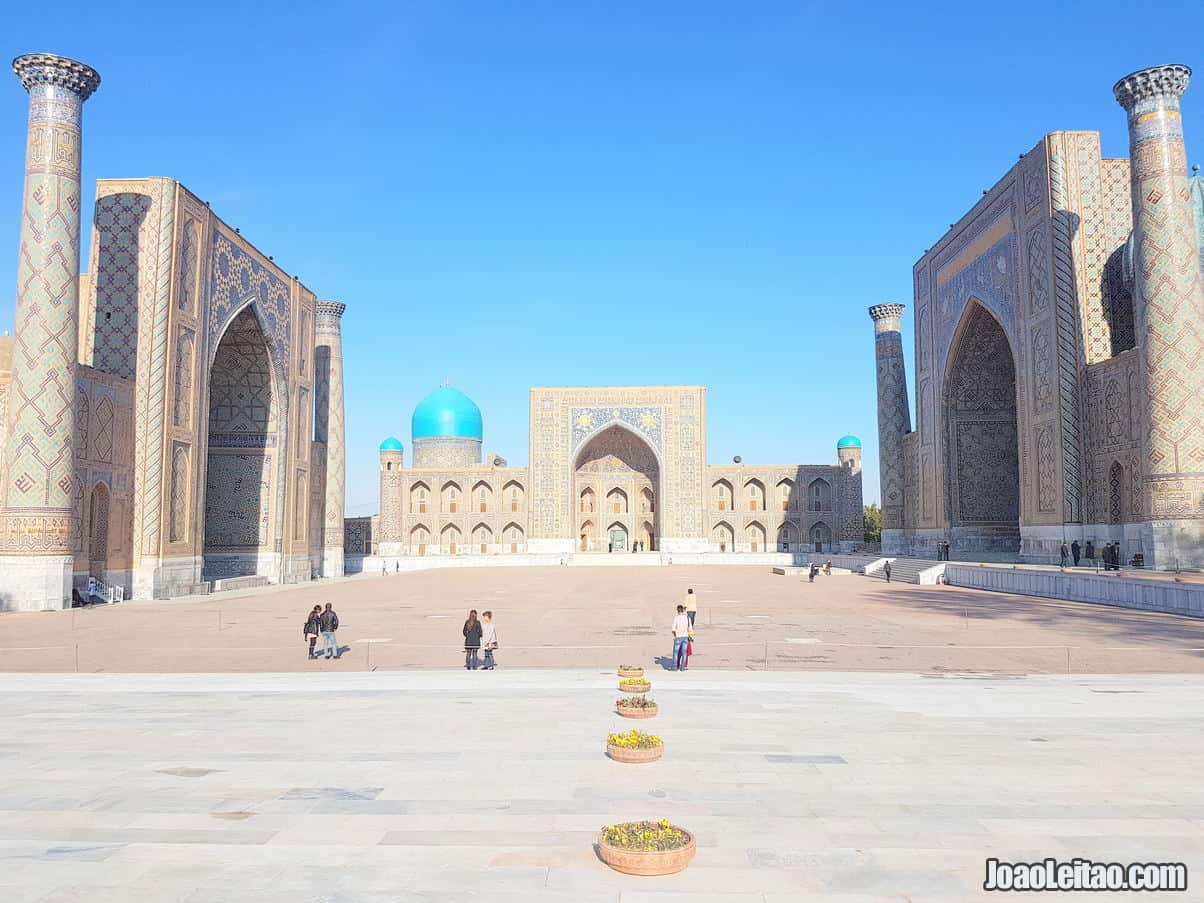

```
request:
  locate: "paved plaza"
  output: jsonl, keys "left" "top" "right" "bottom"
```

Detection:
{"left": 3, "top": 566, "right": 1204, "bottom": 674}
{"left": 2, "top": 669, "right": 1201, "bottom": 902}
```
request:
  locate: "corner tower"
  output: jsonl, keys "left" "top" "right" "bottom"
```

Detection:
{"left": 1114, "top": 64, "right": 1204, "bottom": 567}
{"left": 0, "top": 54, "right": 100, "bottom": 610}
{"left": 868, "top": 303, "right": 911, "bottom": 553}
{"left": 377, "top": 437, "right": 404, "bottom": 559}
{"left": 836, "top": 435, "right": 864, "bottom": 548}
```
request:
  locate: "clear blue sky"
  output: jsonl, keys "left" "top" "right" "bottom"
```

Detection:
{"left": 2, "top": 1, "right": 1201, "bottom": 514}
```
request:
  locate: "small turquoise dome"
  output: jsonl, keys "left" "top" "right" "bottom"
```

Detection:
{"left": 837, "top": 435, "right": 862, "bottom": 449}
{"left": 379, "top": 437, "right": 403, "bottom": 451}
{"left": 411, "top": 386, "right": 483, "bottom": 440}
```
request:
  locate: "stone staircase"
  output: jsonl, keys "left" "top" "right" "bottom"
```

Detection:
{"left": 866, "top": 558, "right": 945, "bottom": 585}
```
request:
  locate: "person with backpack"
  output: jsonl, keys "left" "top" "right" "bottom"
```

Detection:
{"left": 463, "top": 609, "right": 483, "bottom": 670}
{"left": 318, "top": 602, "right": 340, "bottom": 660}
{"left": 303, "top": 605, "right": 321, "bottom": 659}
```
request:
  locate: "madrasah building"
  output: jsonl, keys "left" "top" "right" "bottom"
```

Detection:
{"left": 344, "top": 385, "right": 864, "bottom": 568}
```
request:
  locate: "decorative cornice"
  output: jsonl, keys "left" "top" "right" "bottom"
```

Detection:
{"left": 1113, "top": 64, "right": 1191, "bottom": 110}
{"left": 315, "top": 300, "right": 346, "bottom": 334}
{"left": 868, "top": 303, "right": 906, "bottom": 323}
{"left": 12, "top": 53, "right": 100, "bottom": 101}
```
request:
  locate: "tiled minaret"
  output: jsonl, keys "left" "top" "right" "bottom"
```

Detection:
{"left": 1114, "top": 64, "right": 1204, "bottom": 568}
{"left": 314, "top": 301, "right": 346, "bottom": 577}
{"left": 869, "top": 304, "right": 911, "bottom": 551}
{"left": 0, "top": 54, "right": 100, "bottom": 610}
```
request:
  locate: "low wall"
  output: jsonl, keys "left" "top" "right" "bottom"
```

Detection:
{"left": 943, "top": 564, "right": 1204, "bottom": 618}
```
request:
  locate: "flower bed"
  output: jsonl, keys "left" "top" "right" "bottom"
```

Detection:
{"left": 606, "top": 728, "right": 663, "bottom": 763}
{"left": 615, "top": 696, "right": 658, "bottom": 719}
{"left": 617, "top": 665, "right": 644, "bottom": 678}
{"left": 597, "top": 820, "right": 695, "bottom": 875}
{"left": 618, "top": 678, "right": 651, "bottom": 693}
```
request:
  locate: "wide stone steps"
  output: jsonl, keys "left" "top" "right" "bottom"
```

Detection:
{"left": 868, "top": 558, "right": 942, "bottom": 585}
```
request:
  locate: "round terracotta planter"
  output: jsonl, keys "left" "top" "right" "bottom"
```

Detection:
{"left": 606, "top": 742, "right": 663, "bottom": 763}
{"left": 617, "top": 668, "right": 644, "bottom": 679}
{"left": 618, "top": 680, "right": 651, "bottom": 693}
{"left": 616, "top": 704, "right": 658, "bottom": 719}
{"left": 598, "top": 828, "right": 696, "bottom": 875}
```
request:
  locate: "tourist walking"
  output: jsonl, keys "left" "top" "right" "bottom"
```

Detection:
{"left": 1085, "top": 540, "right": 1096, "bottom": 565}
{"left": 1071, "top": 540, "right": 1081, "bottom": 567}
{"left": 481, "top": 610, "right": 498, "bottom": 670}
{"left": 809, "top": 563, "right": 819, "bottom": 583}
{"left": 884, "top": 561, "right": 892, "bottom": 583}
{"left": 671, "top": 605, "right": 690, "bottom": 671}
{"left": 463, "top": 609, "right": 483, "bottom": 670}
{"left": 684, "top": 588, "right": 697, "bottom": 626}
{"left": 318, "top": 602, "right": 340, "bottom": 660}
{"left": 824, "top": 559, "right": 832, "bottom": 575}
{"left": 1060, "top": 542, "right": 1070, "bottom": 567}
{"left": 302, "top": 605, "right": 321, "bottom": 659}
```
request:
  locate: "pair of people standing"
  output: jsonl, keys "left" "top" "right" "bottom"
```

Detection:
{"left": 302, "top": 603, "right": 340, "bottom": 659}
{"left": 462, "top": 609, "right": 499, "bottom": 670}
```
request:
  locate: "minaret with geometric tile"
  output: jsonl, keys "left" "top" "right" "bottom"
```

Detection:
{"left": 1114, "top": 64, "right": 1204, "bottom": 568}
{"left": 0, "top": 54, "right": 100, "bottom": 610}
{"left": 314, "top": 300, "right": 346, "bottom": 577}
{"left": 868, "top": 303, "right": 911, "bottom": 552}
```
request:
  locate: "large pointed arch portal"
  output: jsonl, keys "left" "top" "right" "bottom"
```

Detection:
{"left": 943, "top": 301, "right": 1020, "bottom": 554}
{"left": 202, "top": 305, "right": 280, "bottom": 580}
{"left": 573, "top": 423, "right": 660, "bottom": 552}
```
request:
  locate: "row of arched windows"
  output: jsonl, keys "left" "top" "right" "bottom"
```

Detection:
{"left": 408, "top": 522, "right": 526, "bottom": 555}
{"left": 712, "top": 478, "right": 832, "bottom": 512}
{"left": 579, "top": 487, "right": 654, "bottom": 514}
{"left": 711, "top": 520, "right": 833, "bottom": 552}
{"left": 408, "top": 481, "right": 525, "bottom": 515}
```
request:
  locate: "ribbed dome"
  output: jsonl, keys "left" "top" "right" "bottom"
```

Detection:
{"left": 379, "top": 436, "right": 403, "bottom": 451}
{"left": 411, "top": 386, "right": 483, "bottom": 440}
{"left": 836, "top": 435, "right": 862, "bottom": 448}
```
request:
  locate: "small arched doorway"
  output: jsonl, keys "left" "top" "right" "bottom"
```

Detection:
{"left": 713, "top": 521, "right": 734, "bottom": 552}
{"left": 608, "top": 522, "right": 629, "bottom": 552}
{"left": 810, "top": 521, "right": 832, "bottom": 552}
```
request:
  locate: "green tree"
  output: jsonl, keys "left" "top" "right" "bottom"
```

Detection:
{"left": 863, "top": 503, "right": 882, "bottom": 544}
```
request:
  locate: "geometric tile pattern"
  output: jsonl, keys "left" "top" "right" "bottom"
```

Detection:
{"left": 1115, "top": 65, "right": 1204, "bottom": 520}
{"left": 315, "top": 301, "right": 345, "bottom": 553}
{"left": 1, "top": 57, "right": 99, "bottom": 555}
{"left": 869, "top": 304, "right": 911, "bottom": 530}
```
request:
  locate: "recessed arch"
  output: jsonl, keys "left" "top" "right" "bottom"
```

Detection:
{"left": 502, "top": 521, "right": 525, "bottom": 553}
{"left": 712, "top": 478, "right": 733, "bottom": 511}
{"left": 410, "top": 523, "right": 430, "bottom": 556}
{"left": 88, "top": 481, "right": 110, "bottom": 575}
{"left": 942, "top": 299, "right": 1020, "bottom": 554}
{"left": 745, "top": 520, "right": 766, "bottom": 552}
{"left": 777, "top": 521, "right": 799, "bottom": 551}
{"left": 744, "top": 478, "right": 766, "bottom": 512}
{"left": 202, "top": 304, "right": 281, "bottom": 581}
{"left": 440, "top": 480, "right": 461, "bottom": 514}
{"left": 441, "top": 522, "right": 462, "bottom": 554}
{"left": 807, "top": 477, "right": 831, "bottom": 512}
{"left": 472, "top": 521, "right": 493, "bottom": 553}
{"left": 472, "top": 480, "right": 493, "bottom": 513}
{"left": 712, "top": 520, "right": 734, "bottom": 552}
{"left": 410, "top": 481, "right": 430, "bottom": 514}
{"left": 573, "top": 422, "right": 660, "bottom": 553}
{"left": 776, "top": 478, "right": 795, "bottom": 511}
{"left": 809, "top": 521, "right": 832, "bottom": 552}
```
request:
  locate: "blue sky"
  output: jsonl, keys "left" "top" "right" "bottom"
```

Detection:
{"left": 2, "top": 1, "right": 1201, "bottom": 513}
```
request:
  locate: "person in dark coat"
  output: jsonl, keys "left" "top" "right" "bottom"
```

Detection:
{"left": 303, "top": 605, "right": 321, "bottom": 659}
{"left": 318, "top": 603, "right": 340, "bottom": 659}
{"left": 884, "top": 561, "right": 892, "bottom": 583}
{"left": 1071, "top": 540, "right": 1081, "bottom": 567}
{"left": 1085, "top": 540, "right": 1095, "bottom": 565}
{"left": 1059, "top": 543, "right": 1070, "bottom": 567}
{"left": 463, "top": 609, "right": 483, "bottom": 670}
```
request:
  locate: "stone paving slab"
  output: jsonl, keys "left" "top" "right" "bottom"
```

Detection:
{"left": 2, "top": 670, "right": 1203, "bottom": 901}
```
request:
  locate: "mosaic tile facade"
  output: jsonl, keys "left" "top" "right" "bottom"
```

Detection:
{"left": 367, "top": 385, "right": 863, "bottom": 559}
{"left": 882, "top": 65, "right": 1204, "bottom": 567}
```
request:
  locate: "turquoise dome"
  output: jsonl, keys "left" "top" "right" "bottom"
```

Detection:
{"left": 379, "top": 437, "right": 403, "bottom": 451}
{"left": 836, "top": 435, "right": 862, "bottom": 449}
{"left": 411, "top": 386, "right": 483, "bottom": 440}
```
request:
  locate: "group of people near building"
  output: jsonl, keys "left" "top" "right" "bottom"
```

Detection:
{"left": 1059, "top": 540, "right": 1132, "bottom": 570}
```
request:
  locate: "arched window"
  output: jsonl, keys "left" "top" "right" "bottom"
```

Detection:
{"left": 640, "top": 487, "right": 654, "bottom": 513}
{"left": 808, "top": 478, "right": 832, "bottom": 512}
{"left": 745, "top": 479, "right": 765, "bottom": 511}
{"left": 473, "top": 481, "right": 492, "bottom": 513}
{"left": 580, "top": 487, "right": 595, "bottom": 514}
{"left": 503, "top": 481, "right": 524, "bottom": 512}
{"left": 745, "top": 520, "right": 766, "bottom": 552}
{"left": 503, "top": 522, "right": 525, "bottom": 553}
{"left": 713, "top": 479, "right": 733, "bottom": 511}
{"left": 411, "top": 482, "right": 430, "bottom": 514}
{"left": 607, "top": 488, "right": 628, "bottom": 515}
{"left": 777, "top": 479, "right": 794, "bottom": 511}
{"left": 410, "top": 524, "right": 429, "bottom": 556}
{"left": 441, "top": 482, "right": 461, "bottom": 514}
